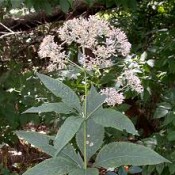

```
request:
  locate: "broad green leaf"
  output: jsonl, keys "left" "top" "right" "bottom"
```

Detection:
{"left": 23, "top": 102, "right": 73, "bottom": 114}
{"left": 23, "top": 157, "right": 78, "bottom": 175}
{"left": 92, "top": 108, "right": 138, "bottom": 135}
{"left": 84, "top": 85, "right": 106, "bottom": 118}
{"left": 54, "top": 116, "right": 84, "bottom": 155}
{"left": 69, "top": 168, "right": 99, "bottom": 175}
{"left": 154, "top": 107, "right": 169, "bottom": 118}
{"left": 36, "top": 73, "right": 81, "bottom": 111}
{"left": 59, "top": 144, "right": 83, "bottom": 168}
{"left": 16, "top": 131, "right": 56, "bottom": 156}
{"left": 59, "top": 0, "right": 70, "bottom": 13}
{"left": 95, "top": 142, "right": 170, "bottom": 168}
{"left": 76, "top": 119, "right": 104, "bottom": 162}
{"left": 158, "top": 102, "right": 172, "bottom": 110}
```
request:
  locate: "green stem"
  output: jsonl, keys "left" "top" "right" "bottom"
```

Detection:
{"left": 83, "top": 119, "right": 87, "bottom": 169}
{"left": 83, "top": 47, "right": 87, "bottom": 169}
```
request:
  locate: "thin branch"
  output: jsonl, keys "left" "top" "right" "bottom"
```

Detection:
{"left": 0, "top": 31, "right": 21, "bottom": 39}
{"left": 0, "top": 22, "right": 14, "bottom": 33}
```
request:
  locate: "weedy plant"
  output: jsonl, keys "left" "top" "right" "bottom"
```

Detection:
{"left": 16, "top": 16, "right": 169, "bottom": 175}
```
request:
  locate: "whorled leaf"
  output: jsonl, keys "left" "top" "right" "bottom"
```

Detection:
{"left": 16, "top": 131, "right": 55, "bottom": 156}
{"left": 92, "top": 108, "right": 138, "bottom": 135}
{"left": 23, "top": 102, "right": 73, "bottom": 114}
{"left": 76, "top": 119, "right": 104, "bottom": 162}
{"left": 54, "top": 116, "right": 84, "bottom": 156}
{"left": 37, "top": 73, "right": 81, "bottom": 111}
{"left": 83, "top": 85, "right": 106, "bottom": 118}
{"left": 23, "top": 157, "right": 78, "bottom": 175}
{"left": 59, "top": 144, "right": 84, "bottom": 168}
{"left": 95, "top": 142, "right": 170, "bottom": 169}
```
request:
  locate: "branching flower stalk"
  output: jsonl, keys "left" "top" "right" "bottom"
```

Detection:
{"left": 38, "top": 15, "right": 143, "bottom": 163}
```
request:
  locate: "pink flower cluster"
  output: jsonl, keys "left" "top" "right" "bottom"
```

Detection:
{"left": 38, "top": 35, "right": 66, "bottom": 71}
{"left": 38, "top": 15, "right": 131, "bottom": 71}
{"left": 100, "top": 88, "right": 124, "bottom": 106}
{"left": 124, "top": 70, "right": 143, "bottom": 93}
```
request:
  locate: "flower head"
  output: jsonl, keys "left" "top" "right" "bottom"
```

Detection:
{"left": 100, "top": 87, "right": 124, "bottom": 106}
{"left": 38, "top": 35, "right": 66, "bottom": 71}
{"left": 58, "top": 15, "right": 131, "bottom": 70}
{"left": 38, "top": 16, "right": 131, "bottom": 71}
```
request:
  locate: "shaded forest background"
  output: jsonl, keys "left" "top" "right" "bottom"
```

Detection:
{"left": 0, "top": 0, "right": 175, "bottom": 174}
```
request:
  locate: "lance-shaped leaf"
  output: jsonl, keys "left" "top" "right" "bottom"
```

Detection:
{"left": 95, "top": 142, "right": 170, "bottom": 169}
{"left": 83, "top": 85, "right": 106, "bottom": 118}
{"left": 69, "top": 168, "right": 99, "bottom": 175}
{"left": 76, "top": 119, "right": 104, "bottom": 162}
{"left": 59, "top": 144, "right": 84, "bottom": 168}
{"left": 54, "top": 116, "right": 84, "bottom": 155}
{"left": 16, "top": 131, "right": 56, "bottom": 156}
{"left": 37, "top": 73, "right": 81, "bottom": 111}
{"left": 23, "top": 157, "right": 78, "bottom": 175}
{"left": 23, "top": 102, "right": 73, "bottom": 114}
{"left": 92, "top": 108, "right": 138, "bottom": 135}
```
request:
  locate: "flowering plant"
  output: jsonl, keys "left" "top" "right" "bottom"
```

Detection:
{"left": 16, "top": 16, "right": 169, "bottom": 175}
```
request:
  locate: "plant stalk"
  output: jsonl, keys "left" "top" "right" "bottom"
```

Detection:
{"left": 83, "top": 47, "right": 87, "bottom": 169}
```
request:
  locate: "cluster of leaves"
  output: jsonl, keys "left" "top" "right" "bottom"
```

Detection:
{"left": 15, "top": 73, "right": 169, "bottom": 175}
{"left": 141, "top": 89, "right": 175, "bottom": 175}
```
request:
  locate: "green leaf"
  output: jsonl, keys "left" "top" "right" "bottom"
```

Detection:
{"left": 54, "top": 116, "right": 84, "bottom": 155}
{"left": 158, "top": 102, "right": 172, "bottom": 110}
{"left": 95, "top": 142, "right": 170, "bottom": 168}
{"left": 85, "top": 0, "right": 95, "bottom": 6}
{"left": 69, "top": 168, "right": 99, "bottom": 175}
{"left": 167, "top": 131, "right": 175, "bottom": 141}
{"left": 76, "top": 119, "right": 104, "bottom": 162}
{"left": 68, "top": 0, "right": 73, "bottom": 7}
{"left": 84, "top": 85, "right": 106, "bottom": 118}
{"left": 156, "top": 164, "right": 164, "bottom": 175}
{"left": 23, "top": 102, "right": 73, "bottom": 114}
{"left": 59, "top": 0, "right": 70, "bottom": 13}
{"left": 163, "top": 111, "right": 174, "bottom": 125}
{"left": 118, "top": 167, "right": 127, "bottom": 175}
{"left": 23, "top": 157, "right": 78, "bottom": 175}
{"left": 92, "top": 108, "right": 138, "bottom": 135}
{"left": 129, "top": 166, "right": 142, "bottom": 174}
{"left": 168, "top": 163, "right": 175, "bottom": 174}
{"left": 59, "top": 144, "right": 83, "bottom": 168}
{"left": 154, "top": 107, "right": 169, "bottom": 118}
{"left": 11, "top": 0, "right": 24, "bottom": 8}
{"left": 16, "top": 131, "right": 56, "bottom": 156}
{"left": 36, "top": 73, "right": 81, "bottom": 111}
